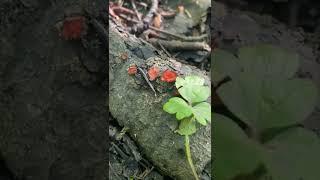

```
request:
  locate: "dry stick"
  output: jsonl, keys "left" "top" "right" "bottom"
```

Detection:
{"left": 111, "top": 142, "right": 129, "bottom": 159}
{"left": 158, "top": 42, "right": 171, "bottom": 57}
{"left": 118, "top": 13, "right": 139, "bottom": 23}
{"left": 130, "top": 0, "right": 141, "bottom": 21}
{"left": 112, "top": 6, "right": 136, "bottom": 16}
{"left": 160, "top": 10, "right": 176, "bottom": 18}
{"left": 142, "top": 0, "right": 158, "bottom": 24}
{"left": 130, "top": 0, "right": 158, "bottom": 34}
{"left": 109, "top": 162, "right": 121, "bottom": 178}
{"left": 118, "top": 14, "right": 208, "bottom": 42}
{"left": 149, "top": 26, "right": 208, "bottom": 42}
{"left": 138, "top": 166, "right": 154, "bottom": 179}
{"left": 149, "top": 38, "right": 211, "bottom": 52}
{"left": 135, "top": 1, "right": 148, "bottom": 8}
{"left": 137, "top": 67, "right": 157, "bottom": 97}
{"left": 139, "top": 158, "right": 152, "bottom": 169}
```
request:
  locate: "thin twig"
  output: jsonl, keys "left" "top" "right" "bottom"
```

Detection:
{"left": 184, "top": 9, "right": 192, "bottom": 18}
{"left": 173, "top": 52, "right": 181, "bottom": 58}
{"left": 130, "top": 0, "right": 141, "bottom": 21}
{"left": 111, "top": 142, "right": 129, "bottom": 159}
{"left": 137, "top": 67, "right": 157, "bottom": 97}
{"left": 149, "top": 38, "right": 211, "bottom": 52}
{"left": 118, "top": 14, "right": 208, "bottom": 41}
{"left": 138, "top": 166, "right": 154, "bottom": 179}
{"left": 158, "top": 42, "right": 171, "bottom": 57}
{"left": 112, "top": 6, "right": 136, "bottom": 16}
{"left": 109, "top": 162, "right": 120, "bottom": 178}
{"left": 159, "top": 9, "right": 176, "bottom": 18}
{"left": 136, "top": 2, "right": 148, "bottom": 8}
{"left": 119, "top": 13, "right": 139, "bottom": 23}
{"left": 126, "top": 0, "right": 159, "bottom": 34}
{"left": 149, "top": 26, "right": 208, "bottom": 41}
{"left": 142, "top": 0, "right": 158, "bottom": 25}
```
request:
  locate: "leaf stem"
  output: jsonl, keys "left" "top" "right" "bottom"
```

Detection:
{"left": 248, "top": 126, "right": 261, "bottom": 142}
{"left": 185, "top": 135, "right": 199, "bottom": 180}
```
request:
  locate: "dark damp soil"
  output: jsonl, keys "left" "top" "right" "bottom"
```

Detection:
{"left": 1, "top": 0, "right": 107, "bottom": 180}
{"left": 218, "top": 0, "right": 320, "bottom": 33}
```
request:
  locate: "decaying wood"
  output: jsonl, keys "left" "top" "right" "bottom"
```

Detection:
{"left": 149, "top": 38, "right": 211, "bottom": 52}
{"left": 109, "top": 20, "right": 211, "bottom": 180}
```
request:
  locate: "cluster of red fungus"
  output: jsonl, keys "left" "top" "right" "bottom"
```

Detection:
{"left": 127, "top": 65, "right": 177, "bottom": 82}
{"left": 160, "top": 70, "right": 177, "bottom": 82}
{"left": 147, "top": 66, "right": 160, "bottom": 81}
{"left": 61, "top": 16, "right": 86, "bottom": 40}
{"left": 127, "top": 64, "right": 138, "bottom": 75}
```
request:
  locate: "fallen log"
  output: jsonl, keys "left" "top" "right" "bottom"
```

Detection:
{"left": 108, "top": 20, "right": 212, "bottom": 179}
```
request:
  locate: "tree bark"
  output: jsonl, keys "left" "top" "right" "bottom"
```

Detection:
{"left": 108, "top": 20, "right": 212, "bottom": 179}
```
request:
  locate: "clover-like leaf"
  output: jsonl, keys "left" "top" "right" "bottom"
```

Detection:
{"left": 212, "top": 49, "right": 240, "bottom": 84}
{"left": 163, "top": 97, "right": 193, "bottom": 120}
{"left": 192, "top": 102, "right": 211, "bottom": 125}
{"left": 263, "top": 128, "right": 320, "bottom": 180}
{"left": 175, "top": 76, "right": 210, "bottom": 104}
{"left": 214, "top": 114, "right": 263, "bottom": 180}
{"left": 219, "top": 73, "right": 318, "bottom": 132}
{"left": 177, "top": 118, "right": 197, "bottom": 136}
{"left": 179, "top": 85, "right": 210, "bottom": 104}
{"left": 216, "top": 45, "right": 318, "bottom": 132}
{"left": 175, "top": 76, "right": 205, "bottom": 89}
{"left": 238, "top": 44, "right": 299, "bottom": 79}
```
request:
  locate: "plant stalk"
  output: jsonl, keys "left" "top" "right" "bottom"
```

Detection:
{"left": 185, "top": 135, "right": 199, "bottom": 180}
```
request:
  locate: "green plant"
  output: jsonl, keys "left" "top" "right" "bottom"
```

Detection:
{"left": 213, "top": 44, "right": 320, "bottom": 180}
{"left": 163, "top": 75, "right": 211, "bottom": 180}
